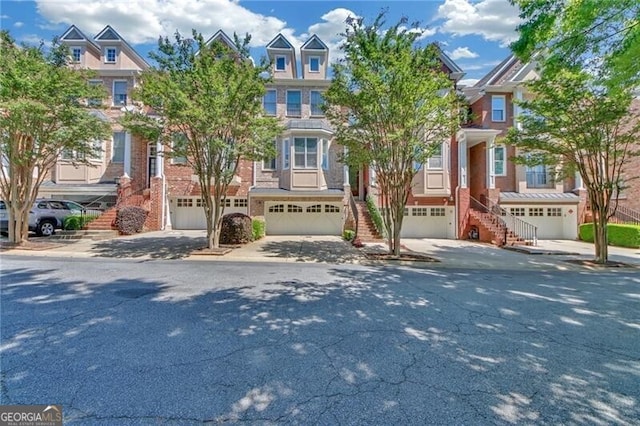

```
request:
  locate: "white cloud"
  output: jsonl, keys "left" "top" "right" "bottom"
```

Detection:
{"left": 436, "top": 0, "right": 521, "bottom": 47}
{"left": 14, "top": 21, "right": 24, "bottom": 28}
{"left": 447, "top": 46, "right": 478, "bottom": 60}
{"left": 459, "top": 60, "right": 503, "bottom": 71}
{"left": 305, "top": 8, "right": 358, "bottom": 62}
{"left": 400, "top": 25, "right": 437, "bottom": 42}
{"left": 19, "top": 34, "right": 52, "bottom": 48}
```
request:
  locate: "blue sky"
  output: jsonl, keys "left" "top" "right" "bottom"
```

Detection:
{"left": 0, "top": 0, "right": 523, "bottom": 86}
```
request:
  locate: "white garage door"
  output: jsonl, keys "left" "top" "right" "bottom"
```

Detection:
{"left": 171, "top": 197, "right": 248, "bottom": 230}
{"left": 505, "top": 205, "right": 578, "bottom": 239}
{"left": 400, "top": 206, "right": 454, "bottom": 238}
{"left": 265, "top": 202, "right": 343, "bottom": 235}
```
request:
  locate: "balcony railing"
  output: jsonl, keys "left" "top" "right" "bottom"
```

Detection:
{"left": 526, "top": 171, "right": 554, "bottom": 188}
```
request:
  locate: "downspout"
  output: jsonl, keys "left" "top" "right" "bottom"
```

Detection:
{"left": 455, "top": 185, "right": 460, "bottom": 239}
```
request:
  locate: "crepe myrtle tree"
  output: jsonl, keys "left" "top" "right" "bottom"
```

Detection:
{"left": 122, "top": 30, "right": 281, "bottom": 250}
{"left": 323, "top": 14, "right": 459, "bottom": 255}
{"left": 506, "top": 68, "right": 639, "bottom": 264}
{"left": 0, "top": 30, "right": 110, "bottom": 244}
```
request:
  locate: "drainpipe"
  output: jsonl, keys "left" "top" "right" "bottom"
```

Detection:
{"left": 455, "top": 185, "right": 459, "bottom": 239}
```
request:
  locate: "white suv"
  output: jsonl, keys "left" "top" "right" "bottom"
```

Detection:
{"left": 0, "top": 199, "right": 102, "bottom": 236}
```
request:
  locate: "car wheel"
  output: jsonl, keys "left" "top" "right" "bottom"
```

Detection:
{"left": 37, "top": 220, "right": 55, "bottom": 237}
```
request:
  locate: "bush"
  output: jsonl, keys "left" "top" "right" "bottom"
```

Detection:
{"left": 220, "top": 213, "right": 253, "bottom": 244}
{"left": 252, "top": 217, "right": 265, "bottom": 241}
{"left": 63, "top": 214, "right": 97, "bottom": 230}
{"left": 115, "top": 206, "right": 148, "bottom": 235}
{"left": 366, "top": 194, "right": 386, "bottom": 238}
{"left": 343, "top": 229, "right": 355, "bottom": 241}
{"left": 579, "top": 223, "right": 640, "bottom": 248}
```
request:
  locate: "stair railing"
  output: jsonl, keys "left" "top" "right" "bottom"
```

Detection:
{"left": 472, "top": 196, "right": 538, "bottom": 246}
{"left": 348, "top": 192, "right": 359, "bottom": 237}
{"left": 610, "top": 204, "right": 640, "bottom": 225}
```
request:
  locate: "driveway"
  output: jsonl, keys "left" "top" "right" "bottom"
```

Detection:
{"left": 1, "top": 256, "right": 638, "bottom": 424}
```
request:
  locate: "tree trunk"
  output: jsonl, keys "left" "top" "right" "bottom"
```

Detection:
{"left": 593, "top": 212, "right": 608, "bottom": 264}
{"left": 8, "top": 206, "right": 29, "bottom": 245}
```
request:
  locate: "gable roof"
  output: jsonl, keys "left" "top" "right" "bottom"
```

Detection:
{"left": 93, "top": 25, "right": 149, "bottom": 69}
{"left": 472, "top": 54, "right": 538, "bottom": 89}
{"left": 205, "top": 30, "right": 237, "bottom": 50}
{"left": 301, "top": 35, "right": 328, "bottom": 51}
{"left": 59, "top": 25, "right": 100, "bottom": 52}
{"left": 266, "top": 33, "right": 294, "bottom": 50}
{"left": 431, "top": 43, "right": 464, "bottom": 81}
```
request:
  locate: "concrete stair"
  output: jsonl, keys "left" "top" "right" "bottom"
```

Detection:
{"left": 355, "top": 201, "right": 383, "bottom": 242}
{"left": 468, "top": 208, "right": 526, "bottom": 247}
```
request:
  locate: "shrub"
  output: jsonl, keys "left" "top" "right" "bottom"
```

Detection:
{"left": 252, "top": 217, "right": 265, "bottom": 241}
{"left": 220, "top": 213, "right": 253, "bottom": 244}
{"left": 343, "top": 229, "right": 355, "bottom": 241}
{"left": 63, "top": 215, "right": 83, "bottom": 230}
{"left": 366, "top": 194, "right": 386, "bottom": 238}
{"left": 115, "top": 206, "right": 148, "bottom": 235}
{"left": 579, "top": 223, "right": 640, "bottom": 248}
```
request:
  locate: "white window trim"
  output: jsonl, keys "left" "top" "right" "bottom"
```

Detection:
{"left": 321, "top": 139, "right": 329, "bottom": 170}
{"left": 275, "top": 55, "right": 286, "bottom": 71}
{"left": 263, "top": 139, "right": 277, "bottom": 170}
{"left": 286, "top": 90, "right": 302, "bottom": 117}
{"left": 112, "top": 132, "right": 126, "bottom": 163}
{"left": 171, "top": 133, "right": 188, "bottom": 165}
{"left": 112, "top": 80, "right": 127, "bottom": 107}
{"left": 263, "top": 89, "right": 277, "bottom": 116}
{"left": 104, "top": 47, "right": 117, "bottom": 63}
{"left": 494, "top": 145, "right": 506, "bottom": 176}
{"left": 427, "top": 143, "right": 443, "bottom": 170}
{"left": 282, "top": 139, "right": 290, "bottom": 170}
{"left": 293, "top": 137, "right": 318, "bottom": 169}
{"left": 309, "top": 56, "right": 320, "bottom": 73}
{"left": 70, "top": 46, "right": 82, "bottom": 63}
{"left": 491, "top": 95, "right": 506, "bottom": 122}
{"left": 310, "top": 90, "right": 324, "bottom": 117}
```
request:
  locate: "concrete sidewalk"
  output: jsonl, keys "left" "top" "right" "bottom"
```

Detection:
{"left": 1, "top": 230, "right": 638, "bottom": 270}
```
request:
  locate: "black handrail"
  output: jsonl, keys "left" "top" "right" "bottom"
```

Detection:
{"left": 471, "top": 195, "right": 538, "bottom": 246}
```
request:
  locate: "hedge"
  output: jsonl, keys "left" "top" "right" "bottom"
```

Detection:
{"left": 365, "top": 194, "right": 387, "bottom": 239}
{"left": 252, "top": 217, "right": 265, "bottom": 241}
{"left": 579, "top": 223, "right": 640, "bottom": 248}
{"left": 63, "top": 214, "right": 96, "bottom": 230}
{"left": 115, "top": 206, "right": 148, "bottom": 235}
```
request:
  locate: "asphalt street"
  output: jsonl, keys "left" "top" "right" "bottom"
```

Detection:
{"left": 1, "top": 256, "right": 639, "bottom": 424}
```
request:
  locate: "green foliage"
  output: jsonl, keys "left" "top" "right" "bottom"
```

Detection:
{"left": 0, "top": 30, "right": 111, "bottom": 244}
{"left": 115, "top": 206, "right": 148, "bottom": 235}
{"left": 366, "top": 194, "right": 386, "bottom": 239}
{"left": 511, "top": 0, "right": 640, "bottom": 90}
{"left": 252, "top": 217, "right": 265, "bottom": 241}
{"left": 579, "top": 223, "right": 640, "bottom": 248}
{"left": 323, "top": 13, "right": 458, "bottom": 254}
{"left": 63, "top": 214, "right": 97, "bottom": 230}
{"left": 121, "top": 30, "right": 282, "bottom": 249}
{"left": 342, "top": 229, "right": 355, "bottom": 241}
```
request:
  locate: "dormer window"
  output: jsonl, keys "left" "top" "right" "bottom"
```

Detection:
{"left": 105, "top": 48, "right": 117, "bottom": 63}
{"left": 309, "top": 56, "right": 320, "bottom": 72}
{"left": 71, "top": 47, "right": 82, "bottom": 63}
{"left": 275, "top": 56, "right": 286, "bottom": 71}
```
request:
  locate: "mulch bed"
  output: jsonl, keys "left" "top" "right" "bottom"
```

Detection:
{"left": 564, "top": 259, "right": 636, "bottom": 268}
{"left": 364, "top": 252, "right": 440, "bottom": 262}
{"left": 191, "top": 247, "right": 232, "bottom": 256}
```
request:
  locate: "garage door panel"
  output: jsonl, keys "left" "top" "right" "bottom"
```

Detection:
{"left": 172, "top": 197, "right": 249, "bottom": 230}
{"left": 400, "top": 206, "right": 453, "bottom": 238}
{"left": 506, "top": 205, "right": 577, "bottom": 240}
{"left": 265, "top": 202, "right": 342, "bottom": 235}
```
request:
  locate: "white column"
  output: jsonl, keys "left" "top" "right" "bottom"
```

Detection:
{"left": 487, "top": 137, "right": 496, "bottom": 189}
{"left": 156, "top": 139, "right": 163, "bottom": 177}
{"left": 575, "top": 171, "right": 584, "bottom": 190}
{"left": 343, "top": 146, "right": 349, "bottom": 186}
{"left": 458, "top": 136, "right": 468, "bottom": 189}
{"left": 124, "top": 132, "right": 132, "bottom": 176}
{"left": 514, "top": 88, "right": 524, "bottom": 130}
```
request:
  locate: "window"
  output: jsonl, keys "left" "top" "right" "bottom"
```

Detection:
{"left": 430, "top": 207, "right": 445, "bottom": 217}
{"left": 88, "top": 80, "right": 103, "bottom": 106}
{"left": 307, "top": 204, "right": 322, "bottom": 213}
{"left": 288, "top": 204, "right": 303, "bottom": 213}
{"left": 428, "top": 143, "right": 443, "bottom": 169}
{"left": 220, "top": 198, "right": 232, "bottom": 208}
{"left": 309, "top": 56, "right": 320, "bottom": 72}
{"left": 325, "top": 205, "right": 340, "bottom": 213}
{"left": 113, "top": 81, "right": 127, "bottom": 106}
{"left": 494, "top": 146, "right": 506, "bottom": 176}
{"left": 105, "top": 48, "right": 117, "bottom": 63}
{"left": 510, "top": 207, "right": 525, "bottom": 217}
{"left": 282, "top": 139, "right": 290, "bottom": 169}
{"left": 526, "top": 164, "right": 553, "bottom": 188}
{"left": 275, "top": 56, "right": 286, "bottom": 71}
{"left": 269, "top": 204, "right": 284, "bottom": 213}
{"left": 404, "top": 208, "right": 410, "bottom": 216}
{"left": 71, "top": 47, "right": 81, "bottom": 63}
{"left": 547, "top": 207, "right": 562, "bottom": 217}
{"left": 171, "top": 133, "right": 188, "bottom": 164}
{"left": 287, "top": 90, "right": 301, "bottom": 116}
{"left": 310, "top": 91, "right": 324, "bottom": 116}
{"left": 529, "top": 207, "right": 544, "bottom": 216}
{"left": 412, "top": 207, "right": 429, "bottom": 216}
{"left": 234, "top": 198, "right": 248, "bottom": 208}
{"left": 321, "top": 139, "right": 329, "bottom": 170}
{"left": 89, "top": 139, "right": 103, "bottom": 161}
{"left": 491, "top": 95, "right": 506, "bottom": 122}
{"left": 112, "top": 132, "right": 126, "bottom": 163}
{"left": 263, "top": 89, "right": 277, "bottom": 115}
{"left": 177, "top": 198, "right": 193, "bottom": 207}
{"left": 263, "top": 139, "right": 277, "bottom": 170}
{"left": 294, "top": 137, "right": 318, "bottom": 168}
{"left": 196, "top": 198, "right": 203, "bottom": 208}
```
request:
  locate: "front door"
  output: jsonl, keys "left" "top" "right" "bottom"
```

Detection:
{"left": 147, "top": 143, "right": 157, "bottom": 187}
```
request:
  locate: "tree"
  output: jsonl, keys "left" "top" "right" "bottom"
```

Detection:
{"left": 122, "top": 31, "right": 281, "bottom": 250}
{"left": 511, "top": 0, "right": 640, "bottom": 89}
{"left": 0, "top": 31, "right": 110, "bottom": 244}
{"left": 506, "top": 68, "right": 639, "bottom": 264}
{"left": 509, "top": 0, "right": 640, "bottom": 264}
{"left": 323, "top": 15, "right": 459, "bottom": 255}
